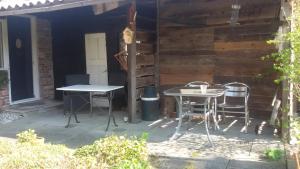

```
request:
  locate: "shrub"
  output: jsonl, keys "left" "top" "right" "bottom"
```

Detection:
{"left": 75, "top": 133, "right": 150, "bottom": 169}
{"left": 0, "top": 140, "right": 14, "bottom": 157}
{"left": 0, "top": 139, "right": 78, "bottom": 169}
{"left": 0, "top": 130, "right": 151, "bottom": 169}
{"left": 16, "top": 129, "right": 42, "bottom": 145}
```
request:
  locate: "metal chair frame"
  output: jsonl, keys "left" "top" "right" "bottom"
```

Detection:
{"left": 217, "top": 82, "right": 250, "bottom": 133}
{"left": 184, "top": 81, "right": 210, "bottom": 113}
{"left": 183, "top": 81, "right": 213, "bottom": 128}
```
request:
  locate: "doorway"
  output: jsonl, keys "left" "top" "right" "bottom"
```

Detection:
{"left": 7, "top": 16, "right": 37, "bottom": 102}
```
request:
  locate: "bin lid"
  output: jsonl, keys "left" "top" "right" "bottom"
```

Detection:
{"left": 141, "top": 96, "right": 159, "bottom": 101}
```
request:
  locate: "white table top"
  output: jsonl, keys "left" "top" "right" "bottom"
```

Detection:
{"left": 56, "top": 85, "right": 124, "bottom": 92}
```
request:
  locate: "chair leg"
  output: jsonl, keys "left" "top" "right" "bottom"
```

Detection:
{"left": 189, "top": 105, "right": 193, "bottom": 121}
{"left": 204, "top": 111, "right": 213, "bottom": 147}
{"left": 222, "top": 108, "right": 226, "bottom": 123}
{"left": 245, "top": 110, "right": 249, "bottom": 134}
{"left": 205, "top": 106, "right": 211, "bottom": 129}
{"left": 63, "top": 108, "right": 67, "bottom": 117}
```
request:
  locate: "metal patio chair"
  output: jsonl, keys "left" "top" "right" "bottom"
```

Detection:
{"left": 217, "top": 82, "right": 250, "bottom": 133}
{"left": 184, "top": 81, "right": 210, "bottom": 114}
{"left": 184, "top": 81, "right": 212, "bottom": 127}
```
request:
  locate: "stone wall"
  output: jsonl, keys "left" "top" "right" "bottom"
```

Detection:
{"left": 0, "top": 70, "right": 10, "bottom": 108}
{"left": 36, "top": 18, "right": 54, "bottom": 99}
{"left": 0, "top": 85, "right": 9, "bottom": 108}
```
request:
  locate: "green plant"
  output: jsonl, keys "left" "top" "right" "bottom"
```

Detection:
{"left": 0, "top": 130, "right": 78, "bottom": 169}
{"left": 0, "top": 140, "right": 14, "bottom": 157}
{"left": 75, "top": 133, "right": 150, "bottom": 169}
{"left": 184, "top": 161, "right": 196, "bottom": 169}
{"left": 263, "top": 4, "right": 300, "bottom": 96}
{"left": 262, "top": 2, "right": 300, "bottom": 153}
{"left": 17, "top": 129, "right": 37, "bottom": 143}
{"left": 16, "top": 129, "right": 43, "bottom": 145}
{"left": 0, "top": 130, "right": 151, "bottom": 169}
{"left": 264, "top": 148, "right": 284, "bottom": 161}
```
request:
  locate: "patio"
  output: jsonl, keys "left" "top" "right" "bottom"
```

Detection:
{"left": 0, "top": 101, "right": 288, "bottom": 169}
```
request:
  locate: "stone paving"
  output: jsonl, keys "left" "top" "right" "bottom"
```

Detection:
{"left": 0, "top": 102, "right": 288, "bottom": 169}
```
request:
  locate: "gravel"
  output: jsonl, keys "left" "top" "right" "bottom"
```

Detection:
{"left": 0, "top": 111, "right": 24, "bottom": 124}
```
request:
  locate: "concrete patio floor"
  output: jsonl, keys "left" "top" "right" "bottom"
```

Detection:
{"left": 0, "top": 101, "right": 288, "bottom": 169}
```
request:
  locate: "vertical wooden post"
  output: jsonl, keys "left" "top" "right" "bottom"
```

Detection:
{"left": 127, "top": 1, "right": 138, "bottom": 123}
{"left": 280, "top": 0, "right": 292, "bottom": 142}
{"left": 289, "top": 0, "right": 297, "bottom": 118}
{"left": 280, "top": 0, "right": 299, "bottom": 142}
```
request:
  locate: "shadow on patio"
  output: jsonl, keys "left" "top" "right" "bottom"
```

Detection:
{"left": 0, "top": 101, "right": 286, "bottom": 169}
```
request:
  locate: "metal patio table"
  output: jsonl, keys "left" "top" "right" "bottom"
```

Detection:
{"left": 56, "top": 85, "right": 123, "bottom": 130}
{"left": 164, "top": 87, "right": 225, "bottom": 146}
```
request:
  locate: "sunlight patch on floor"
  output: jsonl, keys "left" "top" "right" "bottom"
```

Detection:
{"left": 223, "top": 120, "right": 237, "bottom": 132}
{"left": 148, "top": 119, "right": 164, "bottom": 127}
{"left": 161, "top": 120, "right": 175, "bottom": 128}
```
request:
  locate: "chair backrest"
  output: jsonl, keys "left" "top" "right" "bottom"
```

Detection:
{"left": 223, "top": 82, "right": 250, "bottom": 98}
{"left": 65, "top": 74, "right": 90, "bottom": 86}
{"left": 185, "top": 81, "right": 209, "bottom": 88}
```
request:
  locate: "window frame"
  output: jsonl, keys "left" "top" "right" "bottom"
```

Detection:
{"left": 0, "top": 21, "right": 4, "bottom": 69}
{"left": 0, "top": 19, "right": 9, "bottom": 70}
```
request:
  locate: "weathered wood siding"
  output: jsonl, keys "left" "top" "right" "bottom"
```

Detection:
{"left": 159, "top": 0, "right": 281, "bottom": 118}
{"left": 136, "top": 31, "right": 156, "bottom": 114}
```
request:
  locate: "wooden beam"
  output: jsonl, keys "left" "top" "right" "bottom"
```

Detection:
{"left": 92, "top": 1, "right": 122, "bottom": 15}
{"left": 160, "top": 0, "right": 280, "bottom": 17}
{"left": 127, "top": 1, "right": 138, "bottom": 123}
{"left": 0, "top": 0, "right": 126, "bottom": 16}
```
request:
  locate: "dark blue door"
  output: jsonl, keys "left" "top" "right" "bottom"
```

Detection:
{"left": 8, "top": 16, "right": 34, "bottom": 101}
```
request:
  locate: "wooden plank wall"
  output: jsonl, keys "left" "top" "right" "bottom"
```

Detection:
{"left": 159, "top": 0, "right": 281, "bottom": 118}
{"left": 136, "top": 31, "right": 156, "bottom": 114}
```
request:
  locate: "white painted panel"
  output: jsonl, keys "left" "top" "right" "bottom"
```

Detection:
{"left": 85, "top": 33, "right": 108, "bottom": 85}
{"left": 85, "top": 33, "right": 109, "bottom": 107}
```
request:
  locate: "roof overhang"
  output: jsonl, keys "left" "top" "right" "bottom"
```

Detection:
{"left": 0, "top": 0, "right": 125, "bottom": 16}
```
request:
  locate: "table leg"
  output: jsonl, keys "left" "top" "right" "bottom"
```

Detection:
{"left": 63, "top": 91, "right": 67, "bottom": 117}
{"left": 170, "top": 96, "right": 183, "bottom": 140}
{"left": 110, "top": 91, "right": 118, "bottom": 127}
{"left": 213, "top": 98, "right": 220, "bottom": 130}
{"left": 71, "top": 96, "right": 80, "bottom": 124}
{"left": 89, "top": 92, "right": 93, "bottom": 117}
{"left": 66, "top": 97, "right": 73, "bottom": 128}
{"left": 106, "top": 91, "right": 118, "bottom": 131}
{"left": 74, "top": 108, "right": 80, "bottom": 124}
{"left": 207, "top": 98, "right": 211, "bottom": 129}
{"left": 204, "top": 106, "right": 214, "bottom": 147}
{"left": 65, "top": 95, "right": 80, "bottom": 128}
